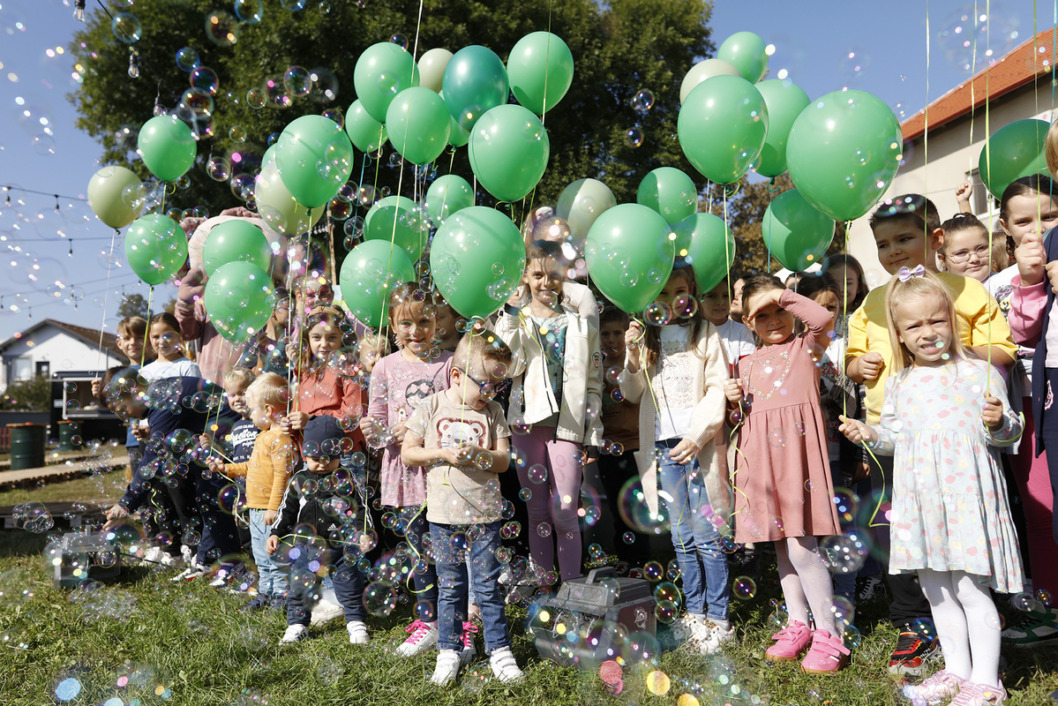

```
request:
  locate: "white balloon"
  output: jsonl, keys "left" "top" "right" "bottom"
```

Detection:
{"left": 680, "top": 58, "right": 739, "bottom": 105}
{"left": 556, "top": 178, "right": 617, "bottom": 247}
{"left": 417, "top": 48, "right": 453, "bottom": 93}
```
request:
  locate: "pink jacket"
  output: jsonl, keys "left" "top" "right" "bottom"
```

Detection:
{"left": 1007, "top": 275, "right": 1046, "bottom": 347}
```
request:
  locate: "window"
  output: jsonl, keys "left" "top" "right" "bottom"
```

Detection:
{"left": 9, "top": 357, "right": 32, "bottom": 383}
{"left": 35, "top": 361, "right": 50, "bottom": 378}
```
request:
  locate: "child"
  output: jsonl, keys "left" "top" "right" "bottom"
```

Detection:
{"left": 266, "top": 416, "right": 369, "bottom": 646}
{"left": 434, "top": 296, "right": 462, "bottom": 353}
{"left": 730, "top": 275, "right": 747, "bottom": 324}
{"left": 402, "top": 330, "right": 525, "bottom": 686}
{"left": 724, "top": 275, "right": 847, "bottom": 673}
{"left": 821, "top": 254, "right": 868, "bottom": 328}
{"left": 361, "top": 283, "right": 453, "bottom": 656}
{"left": 139, "top": 312, "right": 201, "bottom": 381}
{"left": 845, "top": 193, "right": 1018, "bottom": 675}
{"left": 209, "top": 373, "right": 295, "bottom": 611}
{"left": 1002, "top": 170, "right": 1058, "bottom": 646}
{"left": 357, "top": 331, "right": 389, "bottom": 376}
{"left": 224, "top": 369, "right": 259, "bottom": 464}
{"left": 620, "top": 261, "right": 733, "bottom": 655}
{"left": 701, "top": 279, "right": 756, "bottom": 374}
{"left": 939, "top": 213, "right": 993, "bottom": 284}
{"left": 113, "top": 316, "right": 152, "bottom": 481}
{"left": 495, "top": 240, "right": 604, "bottom": 584}
{"left": 840, "top": 271, "right": 1022, "bottom": 705}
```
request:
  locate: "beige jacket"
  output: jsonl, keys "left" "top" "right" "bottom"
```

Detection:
{"left": 618, "top": 322, "right": 732, "bottom": 519}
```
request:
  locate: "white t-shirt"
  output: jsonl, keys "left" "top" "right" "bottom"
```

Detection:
{"left": 139, "top": 357, "right": 202, "bottom": 381}
{"left": 714, "top": 319, "right": 756, "bottom": 372}
{"left": 652, "top": 325, "right": 697, "bottom": 442}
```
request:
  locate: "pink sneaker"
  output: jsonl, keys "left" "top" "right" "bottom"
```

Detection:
{"left": 459, "top": 621, "right": 479, "bottom": 666}
{"left": 765, "top": 620, "right": 812, "bottom": 662}
{"left": 949, "top": 680, "right": 1008, "bottom": 705}
{"left": 800, "top": 629, "right": 850, "bottom": 674}
{"left": 394, "top": 619, "right": 438, "bottom": 657}
{"left": 902, "top": 670, "right": 965, "bottom": 706}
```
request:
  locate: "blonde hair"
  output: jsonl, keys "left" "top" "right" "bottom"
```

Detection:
{"left": 1047, "top": 119, "right": 1058, "bottom": 177}
{"left": 884, "top": 271, "right": 965, "bottom": 373}
{"left": 224, "top": 368, "right": 255, "bottom": 390}
{"left": 246, "top": 372, "right": 288, "bottom": 409}
{"left": 453, "top": 329, "right": 513, "bottom": 379}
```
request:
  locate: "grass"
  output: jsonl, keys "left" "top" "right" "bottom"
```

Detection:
{"left": 1, "top": 476, "right": 1058, "bottom": 704}
{"left": 0, "top": 465, "right": 127, "bottom": 507}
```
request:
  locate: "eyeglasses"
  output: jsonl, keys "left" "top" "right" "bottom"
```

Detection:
{"left": 456, "top": 367, "right": 510, "bottom": 401}
{"left": 946, "top": 244, "right": 990, "bottom": 264}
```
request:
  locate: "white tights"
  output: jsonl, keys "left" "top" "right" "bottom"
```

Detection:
{"left": 916, "top": 569, "right": 1001, "bottom": 687}
{"left": 775, "top": 536, "right": 837, "bottom": 635}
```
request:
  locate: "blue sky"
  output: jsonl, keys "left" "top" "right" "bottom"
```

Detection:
{"left": 0, "top": 0, "right": 1048, "bottom": 344}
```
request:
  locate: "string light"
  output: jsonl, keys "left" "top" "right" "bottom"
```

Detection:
{"left": 128, "top": 47, "right": 140, "bottom": 79}
{"left": 73, "top": 0, "right": 86, "bottom": 22}
{"left": 54, "top": 195, "right": 60, "bottom": 214}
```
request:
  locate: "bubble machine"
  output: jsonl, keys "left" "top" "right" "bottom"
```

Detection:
{"left": 46, "top": 531, "right": 122, "bottom": 589}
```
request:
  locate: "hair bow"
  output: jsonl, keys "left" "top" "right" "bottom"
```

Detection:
{"left": 897, "top": 265, "right": 925, "bottom": 282}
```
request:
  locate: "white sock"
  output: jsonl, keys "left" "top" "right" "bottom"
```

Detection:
{"left": 918, "top": 569, "right": 971, "bottom": 681}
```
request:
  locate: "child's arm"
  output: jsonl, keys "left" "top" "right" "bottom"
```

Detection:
{"left": 269, "top": 475, "right": 300, "bottom": 541}
{"left": 963, "top": 278, "right": 1017, "bottom": 368}
{"left": 583, "top": 320, "right": 605, "bottom": 449}
{"left": 267, "top": 433, "right": 297, "bottom": 517}
{"left": 839, "top": 376, "right": 900, "bottom": 455}
{"left": 618, "top": 321, "right": 647, "bottom": 403}
{"left": 982, "top": 366, "right": 1024, "bottom": 447}
{"left": 401, "top": 428, "right": 461, "bottom": 468}
{"left": 362, "top": 357, "right": 389, "bottom": 436}
{"left": 844, "top": 304, "right": 884, "bottom": 382}
{"left": 777, "top": 288, "right": 834, "bottom": 347}
{"left": 493, "top": 309, "right": 534, "bottom": 378}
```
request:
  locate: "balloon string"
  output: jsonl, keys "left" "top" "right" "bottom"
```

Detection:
{"left": 540, "top": 2, "right": 554, "bottom": 126}
{"left": 923, "top": 1, "right": 931, "bottom": 265}
{"left": 140, "top": 285, "right": 154, "bottom": 368}
{"left": 95, "top": 228, "right": 120, "bottom": 373}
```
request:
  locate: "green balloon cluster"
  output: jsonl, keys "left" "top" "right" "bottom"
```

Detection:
{"left": 87, "top": 165, "right": 142, "bottom": 229}
{"left": 637, "top": 167, "right": 698, "bottom": 226}
{"left": 469, "top": 104, "right": 550, "bottom": 203}
{"left": 137, "top": 115, "right": 196, "bottom": 182}
{"left": 762, "top": 189, "right": 836, "bottom": 271}
{"left": 204, "top": 261, "right": 276, "bottom": 344}
{"left": 353, "top": 42, "right": 420, "bottom": 123}
{"left": 275, "top": 115, "right": 354, "bottom": 209}
{"left": 672, "top": 213, "right": 735, "bottom": 293}
{"left": 786, "top": 90, "right": 901, "bottom": 222}
{"left": 363, "top": 195, "right": 430, "bottom": 262}
{"left": 978, "top": 119, "right": 1050, "bottom": 198}
{"left": 678, "top": 75, "right": 768, "bottom": 185}
{"left": 507, "top": 32, "right": 575, "bottom": 115}
{"left": 585, "top": 203, "right": 675, "bottom": 314}
{"left": 202, "top": 220, "right": 272, "bottom": 277}
{"left": 339, "top": 240, "right": 416, "bottom": 329}
{"left": 425, "top": 174, "right": 474, "bottom": 222}
{"left": 430, "top": 207, "right": 526, "bottom": 319}
{"left": 124, "top": 213, "right": 187, "bottom": 286}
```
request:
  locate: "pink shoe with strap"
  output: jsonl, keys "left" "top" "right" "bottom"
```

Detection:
{"left": 902, "top": 670, "right": 965, "bottom": 706}
{"left": 394, "top": 619, "right": 438, "bottom": 657}
{"left": 800, "top": 629, "right": 850, "bottom": 674}
{"left": 459, "top": 621, "right": 479, "bottom": 666}
{"left": 949, "top": 680, "right": 1008, "bottom": 706}
{"left": 765, "top": 619, "right": 812, "bottom": 662}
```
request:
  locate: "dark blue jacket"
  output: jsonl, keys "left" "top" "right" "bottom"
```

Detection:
{"left": 1030, "top": 229, "right": 1058, "bottom": 457}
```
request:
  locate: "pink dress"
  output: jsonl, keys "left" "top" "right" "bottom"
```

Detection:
{"left": 733, "top": 289, "right": 841, "bottom": 543}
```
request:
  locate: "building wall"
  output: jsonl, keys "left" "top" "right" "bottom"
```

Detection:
{"left": 1, "top": 327, "right": 123, "bottom": 394}
{"left": 848, "top": 84, "right": 1056, "bottom": 290}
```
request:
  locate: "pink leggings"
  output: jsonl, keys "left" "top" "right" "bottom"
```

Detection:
{"left": 1010, "top": 401, "right": 1058, "bottom": 596}
{"left": 514, "top": 425, "right": 583, "bottom": 581}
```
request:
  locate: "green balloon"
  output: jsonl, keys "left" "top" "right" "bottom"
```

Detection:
{"left": 761, "top": 188, "right": 836, "bottom": 271}
{"left": 363, "top": 195, "right": 430, "bottom": 262}
{"left": 468, "top": 105, "right": 550, "bottom": 203}
{"left": 448, "top": 114, "right": 470, "bottom": 148}
{"left": 275, "top": 115, "right": 354, "bottom": 209}
{"left": 678, "top": 75, "right": 768, "bottom": 185}
{"left": 205, "top": 261, "right": 276, "bottom": 344}
{"left": 430, "top": 206, "right": 526, "bottom": 319}
{"left": 255, "top": 146, "right": 325, "bottom": 236}
{"left": 585, "top": 203, "right": 675, "bottom": 314}
{"left": 124, "top": 213, "right": 187, "bottom": 286}
{"left": 339, "top": 240, "right": 417, "bottom": 329}
{"left": 202, "top": 220, "right": 272, "bottom": 277}
{"left": 637, "top": 167, "right": 698, "bottom": 225}
{"left": 978, "top": 119, "right": 1050, "bottom": 198}
{"left": 353, "top": 42, "right": 420, "bottom": 123}
{"left": 87, "top": 165, "right": 142, "bottom": 229}
{"left": 425, "top": 174, "right": 475, "bottom": 222}
{"left": 344, "top": 99, "right": 388, "bottom": 153}
{"left": 754, "top": 79, "right": 811, "bottom": 178}
{"left": 442, "top": 45, "right": 509, "bottom": 133}
{"left": 137, "top": 115, "right": 196, "bottom": 182}
{"left": 385, "top": 87, "right": 452, "bottom": 165}
{"left": 716, "top": 31, "right": 769, "bottom": 83}
{"left": 787, "top": 90, "right": 902, "bottom": 222}
{"left": 672, "top": 213, "right": 735, "bottom": 293}
{"left": 507, "top": 31, "right": 575, "bottom": 115}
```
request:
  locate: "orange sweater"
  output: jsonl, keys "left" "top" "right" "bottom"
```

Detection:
{"left": 225, "top": 427, "right": 296, "bottom": 512}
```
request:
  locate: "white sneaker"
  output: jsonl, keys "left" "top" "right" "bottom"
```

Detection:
{"left": 142, "top": 546, "right": 166, "bottom": 564}
{"left": 279, "top": 624, "right": 308, "bottom": 645}
{"left": 310, "top": 598, "right": 344, "bottom": 626}
{"left": 488, "top": 646, "right": 525, "bottom": 684}
{"left": 430, "top": 649, "right": 461, "bottom": 686}
{"left": 394, "top": 620, "right": 439, "bottom": 657}
{"left": 208, "top": 568, "right": 235, "bottom": 589}
{"left": 159, "top": 552, "right": 187, "bottom": 570}
{"left": 169, "top": 562, "right": 207, "bottom": 581}
{"left": 180, "top": 544, "right": 194, "bottom": 564}
{"left": 698, "top": 618, "right": 735, "bottom": 655}
{"left": 346, "top": 620, "right": 369, "bottom": 645}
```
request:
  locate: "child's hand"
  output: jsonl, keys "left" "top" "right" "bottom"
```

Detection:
{"left": 284, "top": 411, "right": 310, "bottom": 431}
{"left": 392, "top": 419, "right": 407, "bottom": 444}
{"left": 669, "top": 439, "right": 700, "bottom": 465}
{"left": 102, "top": 503, "right": 129, "bottom": 531}
{"left": 838, "top": 415, "right": 877, "bottom": 446}
{"left": 439, "top": 447, "right": 464, "bottom": 466}
{"left": 1046, "top": 260, "right": 1058, "bottom": 295}
{"left": 857, "top": 352, "right": 885, "bottom": 381}
{"left": 358, "top": 417, "right": 378, "bottom": 436}
{"left": 90, "top": 378, "right": 102, "bottom": 399}
{"left": 265, "top": 535, "right": 278, "bottom": 554}
{"left": 724, "top": 378, "right": 744, "bottom": 404}
{"left": 206, "top": 456, "right": 225, "bottom": 475}
{"left": 1016, "top": 231, "right": 1047, "bottom": 286}
{"left": 131, "top": 421, "right": 150, "bottom": 441}
{"left": 982, "top": 395, "right": 1005, "bottom": 429}
{"left": 745, "top": 287, "right": 784, "bottom": 322}
{"left": 263, "top": 510, "right": 277, "bottom": 525}
{"left": 624, "top": 321, "right": 644, "bottom": 352}
{"left": 955, "top": 181, "right": 973, "bottom": 211}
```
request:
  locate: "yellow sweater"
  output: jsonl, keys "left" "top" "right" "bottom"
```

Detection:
{"left": 225, "top": 427, "right": 296, "bottom": 512}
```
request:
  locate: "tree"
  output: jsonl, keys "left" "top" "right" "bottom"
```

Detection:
{"left": 0, "top": 375, "right": 51, "bottom": 412}
{"left": 69, "top": 0, "right": 714, "bottom": 220}
{"left": 116, "top": 293, "right": 178, "bottom": 320}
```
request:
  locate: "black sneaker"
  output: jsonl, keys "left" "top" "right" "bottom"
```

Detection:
{"left": 855, "top": 575, "right": 885, "bottom": 602}
{"left": 1001, "top": 607, "right": 1058, "bottom": 647}
{"left": 887, "top": 623, "right": 939, "bottom": 676}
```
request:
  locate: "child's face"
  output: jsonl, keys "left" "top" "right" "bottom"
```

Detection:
{"left": 523, "top": 257, "right": 564, "bottom": 309}
{"left": 149, "top": 323, "right": 182, "bottom": 360}
{"left": 248, "top": 399, "right": 278, "bottom": 430}
{"left": 941, "top": 227, "right": 991, "bottom": 283}
{"left": 812, "top": 290, "right": 839, "bottom": 337}
{"left": 308, "top": 321, "right": 342, "bottom": 361}
{"left": 295, "top": 280, "right": 333, "bottom": 317}
{"left": 117, "top": 330, "right": 146, "bottom": 363}
{"left": 700, "top": 281, "right": 731, "bottom": 326}
{"left": 872, "top": 217, "right": 936, "bottom": 274}
{"left": 730, "top": 278, "right": 746, "bottom": 318}
{"left": 893, "top": 292, "right": 953, "bottom": 367}
{"left": 435, "top": 304, "right": 460, "bottom": 346}
{"left": 272, "top": 299, "right": 290, "bottom": 329}
{"left": 225, "top": 381, "right": 251, "bottom": 417}
{"left": 1001, "top": 192, "right": 1058, "bottom": 246}
{"left": 359, "top": 338, "right": 384, "bottom": 374}
{"left": 745, "top": 288, "right": 794, "bottom": 345}
{"left": 451, "top": 363, "right": 505, "bottom": 411}
{"left": 304, "top": 455, "right": 341, "bottom": 474}
{"left": 104, "top": 377, "right": 148, "bottom": 421}
{"left": 828, "top": 264, "right": 859, "bottom": 306}
{"left": 599, "top": 321, "right": 627, "bottom": 360}
{"left": 657, "top": 272, "right": 692, "bottom": 313}
{"left": 392, "top": 305, "right": 436, "bottom": 358}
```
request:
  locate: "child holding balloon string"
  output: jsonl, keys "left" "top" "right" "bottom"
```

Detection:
{"left": 619, "top": 260, "right": 733, "bottom": 656}
{"left": 840, "top": 270, "right": 1022, "bottom": 705}
{"left": 724, "top": 274, "right": 847, "bottom": 673}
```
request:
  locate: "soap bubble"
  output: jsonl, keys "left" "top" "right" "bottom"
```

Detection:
{"left": 654, "top": 599, "right": 677, "bottom": 624}
{"left": 630, "top": 89, "right": 655, "bottom": 112}
{"left": 205, "top": 10, "right": 240, "bottom": 46}
{"left": 625, "top": 127, "right": 644, "bottom": 148}
{"left": 733, "top": 575, "right": 757, "bottom": 600}
{"left": 190, "top": 67, "right": 219, "bottom": 95}
{"left": 527, "top": 464, "right": 548, "bottom": 484}
{"left": 234, "top": 0, "right": 264, "bottom": 23}
{"left": 111, "top": 13, "right": 142, "bottom": 44}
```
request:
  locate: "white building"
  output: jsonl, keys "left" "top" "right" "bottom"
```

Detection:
{"left": 848, "top": 28, "right": 1056, "bottom": 287}
{"left": 0, "top": 318, "right": 124, "bottom": 400}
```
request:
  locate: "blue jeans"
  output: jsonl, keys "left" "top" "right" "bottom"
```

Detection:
{"left": 656, "top": 440, "right": 730, "bottom": 621}
{"left": 431, "top": 521, "right": 510, "bottom": 653}
{"left": 283, "top": 543, "right": 365, "bottom": 627}
{"left": 398, "top": 507, "right": 438, "bottom": 622}
{"left": 249, "top": 509, "right": 287, "bottom": 598}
